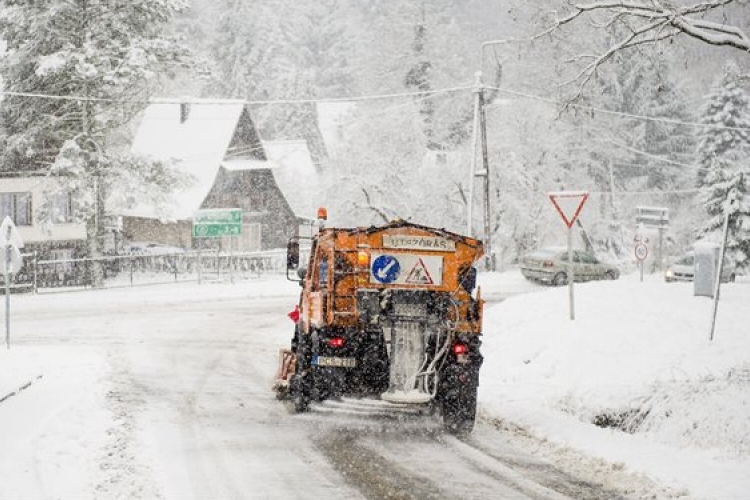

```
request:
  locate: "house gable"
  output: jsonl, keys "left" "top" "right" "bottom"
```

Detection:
{"left": 200, "top": 166, "right": 298, "bottom": 250}
{"left": 126, "top": 99, "right": 306, "bottom": 251}
{"left": 128, "top": 99, "right": 247, "bottom": 220}
{"left": 226, "top": 108, "right": 267, "bottom": 162}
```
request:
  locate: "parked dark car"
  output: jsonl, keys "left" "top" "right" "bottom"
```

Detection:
{"left": 521, "top": 247, "right": 620, "bottom": 286}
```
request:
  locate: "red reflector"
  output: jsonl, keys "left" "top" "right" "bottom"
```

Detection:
{"left": 542, "top": 260, "right": 554, "bottom": 268}
{"left": 328, "top": 337, "right": 346, "bottom": 348}
{"left": 453, "top": 343, "right": 468, "bottom": 355}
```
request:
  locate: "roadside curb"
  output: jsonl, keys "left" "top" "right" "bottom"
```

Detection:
{"left": 0, "top": 374, "right": 43, "bottom": 405}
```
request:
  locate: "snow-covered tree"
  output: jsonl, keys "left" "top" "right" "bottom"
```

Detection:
{"left": 597, "top": 47, "right": 696, "bottom": 191}
{"left": 697, "top": 63, "right": 750, "bottom": 269}
{"left": 697, "top": 63, "right": 750, "bottom": 185}
{"left": 0, "top": 0, "right": 192, "bottom": 285}
{"left": 207, "top": 0, "right": 272, "bottom": 100}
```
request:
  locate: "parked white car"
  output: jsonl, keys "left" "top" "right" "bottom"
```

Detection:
{"left": 664, "top": 252, "right": 736, "bottom": 283}
{"left": 521, "top": 247, "right": 620, "bottom": 286}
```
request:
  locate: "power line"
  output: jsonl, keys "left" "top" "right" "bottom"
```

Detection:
{"left": 587, "top": 188, "right": 703, "bottom": 196}
{"left": 0, "top": 85, "right": 474, "bottom": 106}
{"left": 4, "top": 83, "right": 749, "bottom": 134}
{"left": 484, "top": 85, "right": 750, "bottom": 133}
{"left": 591, "top": 139, "right": 697, "bottom": 169}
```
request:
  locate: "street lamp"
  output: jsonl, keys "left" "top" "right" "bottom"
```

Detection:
{"left": 468, "top": 39, "right": 508, "bottom": 271}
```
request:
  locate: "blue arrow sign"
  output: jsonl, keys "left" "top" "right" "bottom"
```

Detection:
{"left": 371, "top": 255, "right": 401, "bottom": 284}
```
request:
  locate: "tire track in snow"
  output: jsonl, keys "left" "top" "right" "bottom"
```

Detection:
{"left": 95, "top": 348, "right": 163, "bottom": 500}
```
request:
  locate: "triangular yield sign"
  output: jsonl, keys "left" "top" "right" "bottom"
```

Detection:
{"left": 549, "top": 191, "right": 589, "bottom": 228}
{"left": 405, "top": 258, "right": 434, "bottom": 284}
{"left": 0, "top": 216, "right": 23, "bottom": 248}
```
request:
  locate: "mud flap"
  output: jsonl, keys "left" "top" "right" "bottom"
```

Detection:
{"left": 272, "top": 348, "right": 296, "bottom": 399}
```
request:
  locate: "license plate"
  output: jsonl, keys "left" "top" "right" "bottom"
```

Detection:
{"left": 313, "top": 356, "right": 356, "bottom": 368}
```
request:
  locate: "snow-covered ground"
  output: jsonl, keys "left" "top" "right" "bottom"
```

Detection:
{"left": 479, "top": 270, "right": 750, "bottom": 500}
{"left": 1, "top": 271, "right": 748, "bottom": 499}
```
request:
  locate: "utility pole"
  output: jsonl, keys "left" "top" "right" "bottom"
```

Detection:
{"left": 468, "top": 39, "right": 507, "bottom": 271}
{"left": 467, "top": 72, "right": 482, "bottom": 237}
{"left": 478, "top": 84, "right": 493, "bottom": 271}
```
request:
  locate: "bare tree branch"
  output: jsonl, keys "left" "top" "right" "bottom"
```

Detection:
{"left": 536, "top": 0, "right": 750, "bottom": 94}
{"left": 561, "top": 17, "right": 669, "bottom": 92}
{"left": 360, "top": 188, "right": 392, "bottom": 223}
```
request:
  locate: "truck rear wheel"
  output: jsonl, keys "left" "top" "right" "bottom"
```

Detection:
{"left": 438, "top": 362, "right": 479, "bottom": 435}
{"left": 291, "top": 337, "right": 313, "bottom": 413}
{"left": 441, "top": 385, "right": 477, "bottom": 435}
{"left": 293, "top": 389, "right": 310, "bottom": 413}
{"left": 290, "top": 372, "right": 311, "bottom": 413}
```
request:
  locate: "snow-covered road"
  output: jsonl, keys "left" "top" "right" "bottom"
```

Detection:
{"left": 0, "top": 281, "right": 637, "bottom": 500}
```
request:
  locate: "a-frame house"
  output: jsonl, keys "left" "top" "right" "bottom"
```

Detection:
{"left": 123, "top": 99, "right": 304, "bottom": 251}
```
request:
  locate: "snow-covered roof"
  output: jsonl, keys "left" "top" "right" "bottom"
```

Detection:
{"left": 262, "top": 140, "right": 320, "bottom": 219}
{"left": 126, "top": 99, "right": 258, "bottom": 220}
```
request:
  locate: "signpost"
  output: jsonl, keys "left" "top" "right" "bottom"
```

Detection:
{"left": 549, "top": 191, "right": 589, "bottom": 320}
{"left": 0, "top": 216, "right": 23, "bottom": 349}
{"left": 193, "top": 209, "right": 242, "bottom": 284}
{"left": 192, "top": 208, "right": 243, "bottom": 238}
{"left": 636, "top": 206, "right": 669, "bottom": 271}
{"left": 634, "top": 235, "right": 649, "bottom": 282}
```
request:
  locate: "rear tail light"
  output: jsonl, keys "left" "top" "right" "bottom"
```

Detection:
{"left": 453, "top": 342, "right": 469, "bottom": 364}
{"left": 542, "top": 260, "right": 554, "bottom": 268}
{"left": 328, "top": 337, "right": 346, "bottom": 348}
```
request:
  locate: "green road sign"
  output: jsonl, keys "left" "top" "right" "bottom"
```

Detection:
{"left": 193, "top": 209, "right": 242, "bottom": 238}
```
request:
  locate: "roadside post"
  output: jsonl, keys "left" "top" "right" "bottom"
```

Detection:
{"left": 192, "top": 208, "right": 242, "bottom": 284}
{"left": 0, "top": 216, "right": 24, "bottom": 349}
{"left": 549, "top": 191, "right": 589, "bottom": 320}
{"left": 710, "top": 208, "right": 731, "bottom": 341}
{"left": 634, "top": 232, "right": 649, "bottom": 282}
{"left": 635, "top": 207, "right": 669, "bottom": 271}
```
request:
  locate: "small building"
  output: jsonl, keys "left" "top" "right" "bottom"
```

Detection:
{"left": 0, "top": 174, "right": 86, "bottom": 257}
{"left": 124, "top": 99, "right": 316, "bottom": 251}
{"left": 0, "top": 174, "right": 88, "bottom": 286}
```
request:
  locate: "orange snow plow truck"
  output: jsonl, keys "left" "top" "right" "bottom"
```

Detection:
{"left": 275, "top": 210, "right": 485, "bottom": 433}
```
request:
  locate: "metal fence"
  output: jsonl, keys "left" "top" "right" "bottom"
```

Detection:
{"left": 3, "top": 248, "right": 294, "bottom": 293}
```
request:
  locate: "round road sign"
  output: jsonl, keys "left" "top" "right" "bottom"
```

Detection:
{"left": 634, "top": 243, "right": 648, "bottom": 261}
{"left": 371, "top": 255, "right": 401, "bottom": 284}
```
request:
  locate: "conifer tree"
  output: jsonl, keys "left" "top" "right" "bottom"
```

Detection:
{"left": 697, "top": 63, "right": 750, "bottom": 269}
{"left": 696, "top": 63, "right": 750, "bottom": 186}
{"left": 0, "top": 0, "right": 192, "bottom": 285}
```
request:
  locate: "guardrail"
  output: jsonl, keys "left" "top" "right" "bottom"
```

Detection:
{"left": 2, "top": 248, "right": 295, "bottom": 293}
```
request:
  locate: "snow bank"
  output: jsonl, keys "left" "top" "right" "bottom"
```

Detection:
{"left": 0, "top": 345, "right": 44, "bottom": 401}
{"left": 479, "top": 272, "right": 750, "bottom": 499}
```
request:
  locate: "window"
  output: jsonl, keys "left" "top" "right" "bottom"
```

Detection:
{"left": 578, "top": 252, "right": 598, "bottom": 264}
{"left": 249, "top": 191, "right": 265, "bottom": 211}
{"left": 50, "top": 249, "right": 74, "bottom": 273}
{"left": 0, "top": 192, "right": 32, "bottom": 226}
{"left": 50, "top": 192, "right": 74, "bottom": 223}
